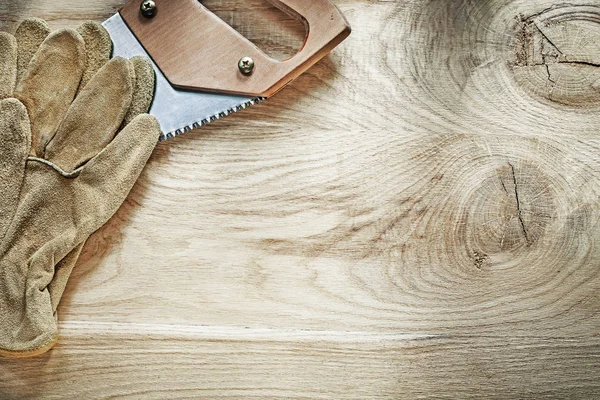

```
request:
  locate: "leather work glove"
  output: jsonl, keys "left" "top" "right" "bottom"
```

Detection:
{"left": 7, "top": 19, "right": 156, "bottom": 319}
{"left": 4, "top": 18, "right": 116, "bottom": 337}
{"left": 0, "top": 19, "right": 161, "bottom": 357}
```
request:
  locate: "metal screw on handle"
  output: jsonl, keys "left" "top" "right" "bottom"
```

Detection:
{"left": 140, "top": 0, "right": 157, "bottom": 18}
{"left": 238, "top": 57, "right": 255, "bottom": 75}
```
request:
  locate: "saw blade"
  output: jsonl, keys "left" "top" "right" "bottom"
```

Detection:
{"left": 103, "top": 14, "right": 265, "bottom": 141}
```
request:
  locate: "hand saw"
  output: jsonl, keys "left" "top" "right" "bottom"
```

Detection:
{"left": 102, "top": 0, "right": 351, "bottom": 141}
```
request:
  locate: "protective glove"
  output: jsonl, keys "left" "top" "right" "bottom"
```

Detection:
{"left": 0, "top": 19, "right": 161, "bottom": 357}
{"left": 10, "top": 19, "right": 155, "bottom": 313}
{"left": 3, "top": 18, "right": 114, "bottom": 329}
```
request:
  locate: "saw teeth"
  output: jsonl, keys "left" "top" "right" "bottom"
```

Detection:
{"left": 158, "top": 97, "right": 266, "bottom": 142}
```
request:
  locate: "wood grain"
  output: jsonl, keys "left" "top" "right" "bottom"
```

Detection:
{"left": 2, "top": 0, "right": 600, "bottom": 398}
{"left": 2, "top": 324, "right": 599, "bottom": 399}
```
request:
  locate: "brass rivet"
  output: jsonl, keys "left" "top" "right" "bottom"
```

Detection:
{"left": 140, "top": 0, "right": 156, "bottom": 18}
{"left": 238, "top": 57, "right": 255, "bottom": 75}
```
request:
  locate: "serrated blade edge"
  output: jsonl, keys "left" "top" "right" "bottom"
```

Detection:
{"left": 102, "top": 14, "right": 265, "bottom": 142}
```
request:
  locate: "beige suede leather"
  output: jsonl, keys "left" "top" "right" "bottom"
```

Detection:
{"left": 124, "top": 56, "right": 156, "bottom": 127}
{"left": 16, "top": 28, "right": 87, "bottom": 157}
{"left": 43, "top": 21, "right": 112, "bottom": 318}
{"left": 76, "top": 21, "right": 112, "bottom": 91}
{"left": 0, "top": 33, "right": 16, "bottom": 99}
{"left": 14, "top": 18, "right": 50, "bottom": 84}
{"left": 2, "top": 19, "right": 115, "bottom": 332}
{"left": 0, "top": 20, "right": 161, "bottom": 358}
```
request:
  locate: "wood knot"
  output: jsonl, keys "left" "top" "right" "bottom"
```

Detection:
{"left": 462, "top": 161, "right": 555, "bottom": 265}
{"left": 513, "top": 5, "right": 600, "bottom": 106}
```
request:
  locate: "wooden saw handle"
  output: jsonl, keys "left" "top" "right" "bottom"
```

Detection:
{"left": 119, "top": 0, "right": 351, "bottom": 97}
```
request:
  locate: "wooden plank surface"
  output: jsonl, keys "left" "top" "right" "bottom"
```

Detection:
{"left": 2, "top": 0, "right": 600, "bottom": 398}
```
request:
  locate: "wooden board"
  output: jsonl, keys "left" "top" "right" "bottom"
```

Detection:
{"left": 2, "top": 0, "right": 600, "bottom": 398}
{"left": 2, "top": 325, "right": 600, "bottom": 399}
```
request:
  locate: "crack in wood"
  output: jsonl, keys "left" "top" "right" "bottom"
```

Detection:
{"left": 559, "top": 59, "right": 600, "bottom": 68}
{"left": 509, "top": 162, "right": 530, "bottom": 245}
{"left": 532, "top": 20, "right": 564, "bottom": 57}
{"left": 499, "top": 175, "right": 509, "bottom": 194}
{"left": 545, "top": 64, "right": 556, "bottom": 85}
{"left": 514, "top": 5, "right": 600, "bottom": 104}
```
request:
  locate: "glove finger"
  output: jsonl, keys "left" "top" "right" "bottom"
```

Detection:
{"left": 15, "top": 29, "right": 86, "bottom": 157}
{"left": 75, "top": 114, "right": 160, "bottom": 224}
{"left": 48, "top": 240, "right": 86, "bottom": 314}
{"left": 0, "top": 99, "right": 31, "bottom": 241}
{"left": 44, "top": 57, "right": 135, "bottom": 172}
{"left": 0, "top": 32, "right": 17, "bottom": 99}
{"left": 122, "top": 56, "right": 155, "bottom": 127}
{"left": 76, "top": 21, "right": 112, "bottom": 92}
{"left": 15, "top": 18, "right": 51, "bottom": 86}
